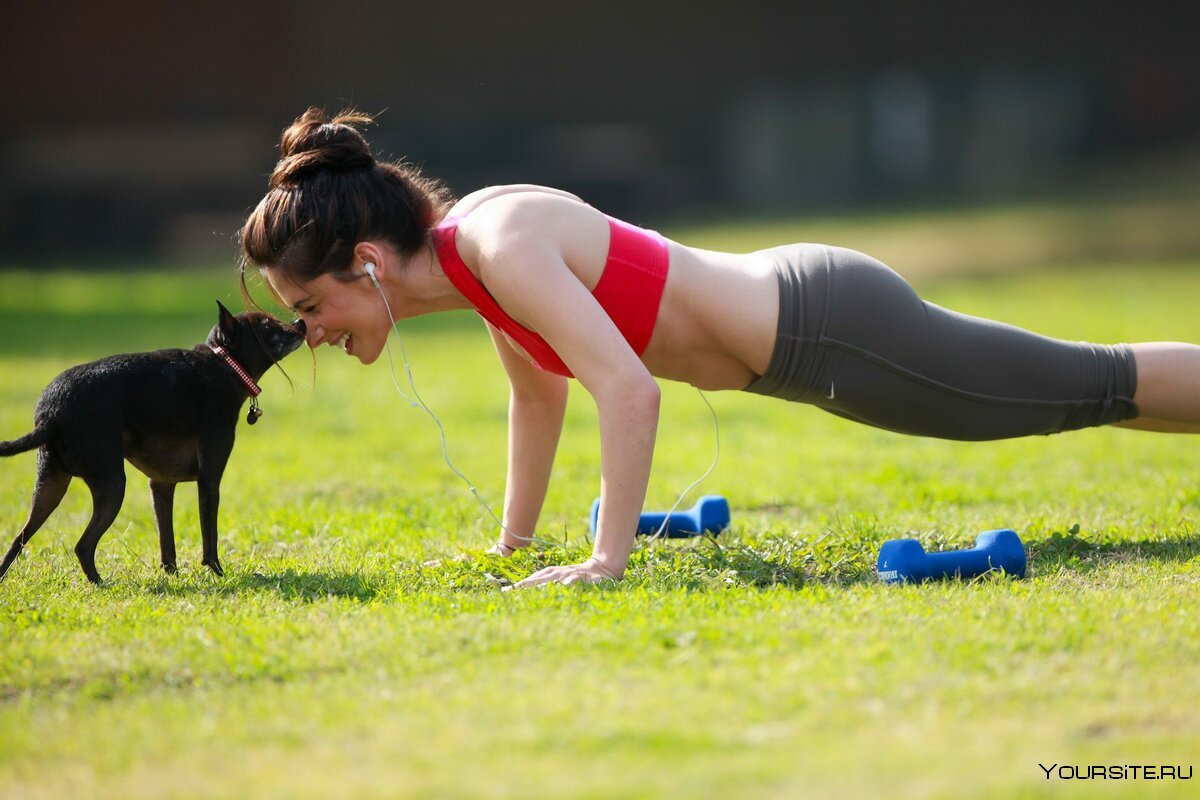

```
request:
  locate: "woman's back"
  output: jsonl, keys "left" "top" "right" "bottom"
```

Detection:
{"left": 444, "top": 185, "right": 779, "bottom": 389}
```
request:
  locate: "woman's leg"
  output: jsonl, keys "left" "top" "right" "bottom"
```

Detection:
{"left": 802, "top": 247, "right": 1140, "bottom": 440}
{"left": 745, "top": 244, "right": 1194, "bottom": 439}
{"left": 1113, "top": 342, "right": 1200, "bottom": 433}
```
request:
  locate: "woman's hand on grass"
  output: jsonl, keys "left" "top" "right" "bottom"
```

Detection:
{"left": 509, "top": 557, "right": 619, "bottom": 589}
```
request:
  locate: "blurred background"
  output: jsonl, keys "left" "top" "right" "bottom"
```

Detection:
{"left": 1, "top": 0, "right": 1198, "bottom": 265}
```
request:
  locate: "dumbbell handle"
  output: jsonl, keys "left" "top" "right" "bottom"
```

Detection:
{"left": 589, "top": 495, "right": 729, "bottom": 539}
{"left": 636, "top": 511, "right": 695, "bottom": 536}
{"left": 925, "top": 547, "right": 1005, "bottom": 579}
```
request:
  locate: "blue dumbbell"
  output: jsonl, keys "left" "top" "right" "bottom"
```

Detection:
{"left": 589, "top": 495, "right": 730, "bottom": 539}
{"left": 877, "top": 529, "right": 1027, "bottom": 583}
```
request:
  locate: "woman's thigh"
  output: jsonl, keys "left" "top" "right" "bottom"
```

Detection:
{"left": 753, "top": 245, "right": 1139, "bottom": 440}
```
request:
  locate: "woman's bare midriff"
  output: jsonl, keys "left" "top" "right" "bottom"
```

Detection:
{"left": 640, "top": 242, "right": 779, "bottom": 391}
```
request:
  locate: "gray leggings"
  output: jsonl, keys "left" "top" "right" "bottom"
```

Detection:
{"left": 743, "top": 244, "right": 1138, "bottom": 440}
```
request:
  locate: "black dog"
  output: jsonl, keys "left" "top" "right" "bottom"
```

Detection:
{"left": 0, "top": 302, "right": 305, "bottom": 584}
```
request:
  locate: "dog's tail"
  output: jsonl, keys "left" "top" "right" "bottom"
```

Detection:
{"left": 0, "top": 428, "right": 48, "bottom": 457}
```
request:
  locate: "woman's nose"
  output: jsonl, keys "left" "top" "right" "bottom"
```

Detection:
{"left": 305, "top": 323, "right": 324, "bottom": 348}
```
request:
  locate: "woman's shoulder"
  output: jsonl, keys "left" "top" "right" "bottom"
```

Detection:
{"left": 448, "top": 187, "right": 610, "bottom": 277}
{"left": 453, "top": 187, "right": 603, "bottom": 254}
{"left": 447, "top": 184, "right": 585, "bottom": 221}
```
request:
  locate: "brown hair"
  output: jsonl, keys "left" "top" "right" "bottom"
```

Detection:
{"left": 239, "top": 107, "right": 454, "bottom": 292}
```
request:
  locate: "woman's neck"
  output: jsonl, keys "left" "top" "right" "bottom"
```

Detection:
{"left": 401, "top": 243, "right": 472, "bottom": 313}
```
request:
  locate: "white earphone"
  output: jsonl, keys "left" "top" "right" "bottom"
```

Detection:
{"left": 364, "top": 261, "right": 379, "bottom": 287}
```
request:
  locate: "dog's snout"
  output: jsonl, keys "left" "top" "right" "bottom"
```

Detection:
{"left": 291, "top": 319, "right": 306, "bottom": 336}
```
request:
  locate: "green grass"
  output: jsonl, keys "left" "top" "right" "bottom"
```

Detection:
{"left": 1, "top": 222, "right": 1199, "bottom": 798}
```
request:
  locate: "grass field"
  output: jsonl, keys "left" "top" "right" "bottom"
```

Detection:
{"left": 1, "top": 209, "right": 1198, "bottom": 799}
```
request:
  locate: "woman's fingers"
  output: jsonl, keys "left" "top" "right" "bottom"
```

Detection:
{"left": 510, "top": 562, "right": 614, "bottom": 589}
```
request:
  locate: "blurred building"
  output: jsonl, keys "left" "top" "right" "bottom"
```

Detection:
{"left": 1, "top": 0, "right": 1197, "bottom": 261}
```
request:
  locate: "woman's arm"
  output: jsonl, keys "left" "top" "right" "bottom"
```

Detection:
{"left": 458, "top": 195, "right": 661, "bottom": 584}
{"left": 579, "top": 370, "right": 660, "bottom": 579}
{"left": 484, "top": 323, "right": 569, "bottom": 553}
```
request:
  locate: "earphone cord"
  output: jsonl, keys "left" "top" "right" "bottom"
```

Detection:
{"left": 645, "top": 387, "right": 720, "bottom": 544}
{"left": 373, "top": 282, "right": 561, "bottom": 549}
{"left": 371, "top": 273, "right": 720, "bottom": 554}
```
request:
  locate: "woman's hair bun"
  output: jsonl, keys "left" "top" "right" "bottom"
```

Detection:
{"left": 242, "top": 104, "right": 454, "bottom": 281}
{"left": 270, "top": 106, "right": 376, "bottom": 188}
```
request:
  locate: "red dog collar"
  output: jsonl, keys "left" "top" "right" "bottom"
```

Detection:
{"left": 209, "top": 344, "right": 265, "bottom": 424}
{"left": 208, "top": 345, "right": 262, "bottom": 397}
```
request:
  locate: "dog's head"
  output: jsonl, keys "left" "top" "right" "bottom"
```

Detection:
{"left": 207, "top": 301, "right": 306, "bottom": 377}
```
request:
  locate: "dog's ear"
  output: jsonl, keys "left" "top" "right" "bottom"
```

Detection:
{"left": 216, "top": 301, "right": 237, "bottom": 341}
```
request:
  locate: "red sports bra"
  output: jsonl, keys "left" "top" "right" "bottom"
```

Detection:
{"left": 430, "top": 212, "right": 670, "bottom": 378}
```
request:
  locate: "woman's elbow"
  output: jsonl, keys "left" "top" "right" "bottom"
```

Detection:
{"left": 599, "top": 373, "right": 660, "bottom": 417}
{"left": 633, "top": 378, "right": 661, "bottom": 411}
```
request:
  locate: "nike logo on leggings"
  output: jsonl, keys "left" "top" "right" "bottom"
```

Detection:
{"left": 826, "top": 382, "right": 835, "bottom": 400}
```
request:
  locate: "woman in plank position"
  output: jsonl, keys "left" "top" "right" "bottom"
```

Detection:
{"left": 241, "top": 108, "right": 1200, "bottom": 588}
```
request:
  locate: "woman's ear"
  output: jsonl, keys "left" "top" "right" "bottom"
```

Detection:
{"left": 353, "top": 241, "right": 386, "bottom": 280}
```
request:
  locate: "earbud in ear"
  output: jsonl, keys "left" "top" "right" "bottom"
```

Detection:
{"left": 364, "top": 262, "right": 379, "bottom": 287}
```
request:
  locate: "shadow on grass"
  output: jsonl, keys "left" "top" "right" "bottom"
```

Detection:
{"left": 126, "top": 531, "right": 1195, "bottom": 598}
{"left": 630, "top": 534, "right": 876, "bottom": 589}
{"left": 647, "top": 528, "right": 1200, "bottom": 589}
{"left": 144, "top": 568, "right": 382, "bottom": 602}
{"left": 1028, "top": 529, "right": 1200, "bottom": 575}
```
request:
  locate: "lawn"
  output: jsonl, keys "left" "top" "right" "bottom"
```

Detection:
{"left": 0, "top": 210, "right": 1198, "bottom": 799}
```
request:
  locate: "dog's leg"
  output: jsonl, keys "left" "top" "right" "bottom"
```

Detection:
{"left": 197, "top": 476, "right": 224, "bottom": 576}
{"left": 149, "top": 480, "right": 178, "bottom": 574}
{"left": 0, "top": 455, "right": 71, "bottom": 584}
{"left": 74, "top": 470, "right": 126, "bottom": 584}
{"left": 196, "top": 433, "right": 234, "bottom": 578}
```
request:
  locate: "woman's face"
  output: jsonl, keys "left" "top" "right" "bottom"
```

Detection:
{"left": 264, "top": 269, "right": 387, "bottom": 365}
